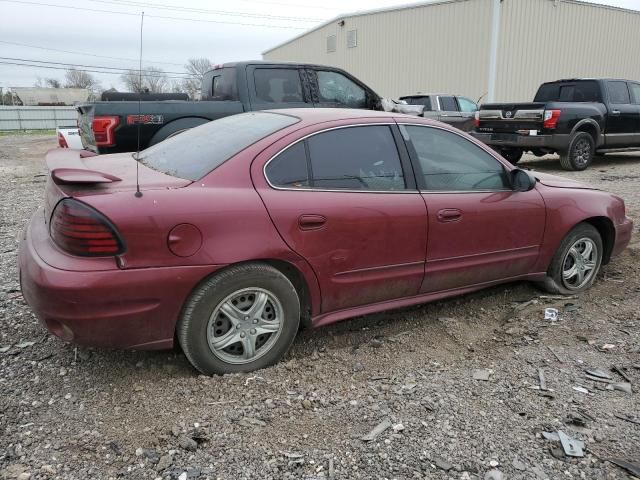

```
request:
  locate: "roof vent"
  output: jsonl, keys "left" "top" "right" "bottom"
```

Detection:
{"left": 326, "top": 35, "right": 336, "bottom": 53}
{"left": 347, "top": 29, "right": 357, "bottom": 48}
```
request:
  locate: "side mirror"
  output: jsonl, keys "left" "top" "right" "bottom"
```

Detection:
{"left": 511, "top": 169, "right": 536, "bottom": 192}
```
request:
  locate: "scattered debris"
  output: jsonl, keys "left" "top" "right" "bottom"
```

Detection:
{"left": 558, "top": 430, "right": 585, "bottom": 457}
{"left": 392, "top": 423, "right": 405, "bottom": 433}
{"left": 607, "top": 382, "right": 632, "bottom": 394}
{"left": 361, "top": 419, "right": 392, "bottom": 442}
{"left": 544, "top": 308, "right": 559, "bottom": 321}
{"left": 545, "top": 344, "right": 564, "bottom": 362}
{"left": 612, "top": 365, "right": 632, "bottom": 383}
{"left": 585, "top": 368, "right": 612, "bottom": 380}
{"left": 484, "top": 469, "right": 504, "bottom": 480}
{"left": 238, "top": 417, "right": 267, "bottom": 428}
{"left": 599, "top": 343, "right": 617, "bottom": 351}
{"left": 0, "top": 346, "right": 10, "bottom": 353}
{"left": 15, "top": 341, "right": 35, "bottom": 348}
{"left": 585, "top": 373, "right": 614, "bottom": 384}
{"left": 512, "top": 459, "right": 527, "bottom": 471}
{"left": 607, "top": 459, "right": 640, "bottom": 478}
{"left": 433, "top": 456, "right": 452, "bottom": 471}
{"left": 614, "top": 414, "right": 640, "bottom": 425}
{"left": 538, "top": 368, "right": 547, "bottom": 391}
{"left": 473, "top": 369, "right": 492, "bottom": 381}
{"left": 572, "top": 386, "right": 590, "bottom": 395}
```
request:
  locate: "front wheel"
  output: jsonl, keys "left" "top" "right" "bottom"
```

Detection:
{"left": 559, "top": 132, "right": 594, "bottom": 171}
{"left": 539, "top": 223, "right": 603, "bottom": 295}
{"left": 177, "top": 263, "right": 300, "bottom": 375}
{"left": 500, "top": 148, "right": 524, "bottom": 164}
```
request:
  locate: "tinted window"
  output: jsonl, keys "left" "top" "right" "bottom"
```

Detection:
{"left": 210, "top": 68, "right": 238, "bottom": 100}
{"left": 405, "top": 126, "right": 509, "bottom": 191}
{"left": 265, "top": 142, "right": 309, "bottom": 188}
{"left": 534, "top": 81, "right": 601, "bottom": 102}
{"left": 140, "top": 112, "right": 299, "bottom": 181}
{"left": 307, "top": 126, "right": 405, "bottom": 191}
{"left": 316, "top": 71, "right": 366, "bottom": 108}
{"left": 401, "top": 96, "right": 433, "bottom": 110}
{"left": 629, "top": 83, "right": 640, "bottom": 104}
{"left": 608, "top": 81, "right": 631, "bottom": 104}
{"left": 457, "top": 97, "right": 477, "bottom": 113}
{"left": 439, "top": 96, "right": 458, "bottom": 112}
{"left": 254, "top": 68, "right": 303, "bottom": 103}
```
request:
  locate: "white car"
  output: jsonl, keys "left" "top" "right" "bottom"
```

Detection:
{"left": 56, "top": 126, "right": 83, "bottom": 149}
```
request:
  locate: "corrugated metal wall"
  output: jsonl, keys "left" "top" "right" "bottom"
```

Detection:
{"left": 0, "top": 106, "right": 77, "bottom": 131}
{"left": 496, "top": 0, "right": 640, "bottom": 101}
{"left": 263, "top": 0, "right": 494, "bottom": 100}
{"left": 264, "top": 0, "right": 640, "bottom": 103}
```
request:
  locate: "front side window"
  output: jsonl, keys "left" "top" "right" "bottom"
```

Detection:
{"left": 316, "top": 71, "right": 366, "bottom": 108}
{"left": 608, "top": 81, "right": 631, "bottom": 104}
{"left": 439, "top": 96, "right": 459, "bottom": 112}
{"left": 457, "top": 97, "right": 478, "bottom": 113}
{"left": 254, "top": 68, "right": 303, "bottom": 103}
{"left": 296, "top": 126, "right": 406, "bottom": 191}
{"left": 404, "top": 125, "right": 509, "bottom": 191}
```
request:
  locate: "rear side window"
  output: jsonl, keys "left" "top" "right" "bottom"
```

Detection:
{"left": 405, "top": 125, "right": 509, "bottom": 191}
{"left": 316, "top": 71, "right": 366, "bottom": 108}
{"left": 629, "top": 83, "right": 640, "bottom": 104}
{"left": 210, "top": 68, "right": 238, "bottom": 100}
{"left": 265, "top": 142, "right": 309, "bottom": 188}
{"left": 439, "top": 96, "right": 458, "bottom": 112}
{"left": 401, "top": 96, "right": 433, "bottom": 110}
{"left": 534, "top": 81, "right": 601, "bottom": 102}
{"left": 140, "top": 112, "right": 299, "bottom": 181}
{"left": 608, "top": 81, "right": 631, "bottom": 104}
{"left": 254, "top": 68, "right": 303, "bottom": 103}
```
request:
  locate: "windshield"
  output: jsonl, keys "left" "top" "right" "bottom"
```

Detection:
{"left": 534, "top": 80, "right": 601, "bottom": 102}
{"left": 139, "top": 112, "right": 300, "bottom": 180}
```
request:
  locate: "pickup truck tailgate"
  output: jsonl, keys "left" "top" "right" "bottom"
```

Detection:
{"left": 478, "top": 102, "right": 546, "bottom": 132}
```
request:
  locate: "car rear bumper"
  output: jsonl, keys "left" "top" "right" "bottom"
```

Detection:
{"left": 612, "top": 217, "right": 634, "bottom": 259}
{"left": 18, "top": 210, "right": 221, "bottom": 350}
{"left": 471, "top": 132, "right": 570, "bottom": 151}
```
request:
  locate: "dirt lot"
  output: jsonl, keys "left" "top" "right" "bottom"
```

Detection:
{"left": 1, "top": 134, "right": 639, "bottom": 480}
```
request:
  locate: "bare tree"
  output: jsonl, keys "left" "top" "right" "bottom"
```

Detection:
{"left": 64, "top": 68, "right": 99, "bottom": 91}
{"left": 120, "top": 67, "right": 169, "bottom": 93}
{"left": 182, "top": 57, "right": 212, "bottom": 100}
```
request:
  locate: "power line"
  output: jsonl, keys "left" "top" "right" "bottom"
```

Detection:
{"left": 0, "top": 0, "right": 309, "bottom": 29}
{"left": 0, "top": 61, "right": 197, "bottom": 79}
{"left": 0, "top": 56, "right": 197, "bottom": 76}
{"left": 0, "top": 39, "right": 185, "bottom": 67}
{"left": 82, "top": 0, "right": 322, "bottom": 22}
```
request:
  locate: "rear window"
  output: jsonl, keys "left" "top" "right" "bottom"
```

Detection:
{"left": 210, "top": 67, "right": 238, "bottom": 100}
{"left": 534, "top": 81, "right": 601, "bottom": 102}
{"left": 139, "top": 112, "right": 299, "bottom": 181}
{"left": 400, "top": 96, "right": 433, "bottom": 110}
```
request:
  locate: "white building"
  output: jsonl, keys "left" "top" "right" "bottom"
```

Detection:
{"left": 263, "top": 0, "right": 640, "bottom": 102}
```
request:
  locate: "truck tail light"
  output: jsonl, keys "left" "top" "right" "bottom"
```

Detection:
{"left": 50, "top": 199, "right": 124, "bottom": 257}
{"left": 474, "top": 110, "right": 480, "bottom": 128}
{"left": 92, "top": 116, "right": 120, "bottom": 147}
{"left": 57, "top": 132, "right": 68, "bottom": 148}
{"left": 543, "top": 110, "right": 561, "bottom": 129}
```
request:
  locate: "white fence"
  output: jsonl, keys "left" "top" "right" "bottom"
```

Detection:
{"left": 0, "top": 106, "right": 78, "bottom": 131}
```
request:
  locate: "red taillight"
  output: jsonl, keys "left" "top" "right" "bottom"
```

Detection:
{"left": 474, "top": 110, "right": 480, "bottom": 128}
{"left": 92, "top": 116, "right": 120, "bottom": 147}
{"left": 57, "top": 132, "right": 68, "bottom": 148}
{"left": 543, "top": 109, "right": 561, "bottom": 129}
{"left": 50, "top": 199, "right": 124, "bottom": 257}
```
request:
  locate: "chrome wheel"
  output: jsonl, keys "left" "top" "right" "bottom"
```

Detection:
{"left": 561, "top": 237, "right": 598, "bottom": 290}
{"left": 207, "top": 288, "right": 283, "bottom": 365}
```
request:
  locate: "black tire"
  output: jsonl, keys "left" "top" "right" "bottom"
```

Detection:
{"left": 178, "top": 263, "right": 300, "bottom": 375}
{"left": 559, "top": 132, "right": 594, "bottom": 171}
{"left": 500, "top": 148, "right": 524, "bottom": 164}
{"left": 531, "top": 148, "right": 547, "bottom": 157}
{"left": 538, "top": 223, "right": 603, "bottom": 295}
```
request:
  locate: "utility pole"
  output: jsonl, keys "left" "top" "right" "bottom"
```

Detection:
{"left": 487, "top": 0, "right": 502, "bottom": 103}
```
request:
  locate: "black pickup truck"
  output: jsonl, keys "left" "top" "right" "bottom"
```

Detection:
{"left": 78, "top": 61, "right": 382, "bottom": 154}
{"left": 472, "top": 78, "right": 640, "bottom": 170}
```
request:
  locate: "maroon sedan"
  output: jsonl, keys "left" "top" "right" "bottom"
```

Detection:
{"left": 19, "top": 109, "right": 632, "bottom": 374}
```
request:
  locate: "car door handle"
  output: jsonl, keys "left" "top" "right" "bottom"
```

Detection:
{"left": 437, "top": 208, "right": 462, "bottom": 222}
{"left": 298, "top": 214, "right": 327, "bottom": 230}
{"left": 611, "top": 110, "right": 621, "bottom": 115}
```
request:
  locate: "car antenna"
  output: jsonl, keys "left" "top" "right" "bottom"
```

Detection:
{"left": 133, "top": 11, "right": 144, "bottom": 198}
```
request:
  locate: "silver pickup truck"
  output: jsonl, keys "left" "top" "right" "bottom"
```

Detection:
{"left": 399, "top": 94, "right": 478, "bottom": 132}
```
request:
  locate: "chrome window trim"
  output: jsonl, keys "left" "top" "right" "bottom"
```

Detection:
{"left": 262, "top": 122, "right": 419, "bottom": 194}
{"left": 397, "top": 122, "right": 514, "bottom": 194}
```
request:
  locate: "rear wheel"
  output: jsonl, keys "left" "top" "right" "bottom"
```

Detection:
{"left": 178, "top": 263, "right": 300, "bottom": 375}
{"left": 500, "top": 148, "right": 524, "bottom": 164}
{"left": 559, "top": 132, "right": 594, "bottom": 171}
{"left": 539, "top": 223, "right": 603, "bottom": 295}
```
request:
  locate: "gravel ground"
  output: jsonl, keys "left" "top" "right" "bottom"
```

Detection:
{"left": 1, "top": 134, "right": 639, "bottom": 480}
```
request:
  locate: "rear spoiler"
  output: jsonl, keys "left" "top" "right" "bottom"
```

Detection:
{"left": 46, "top": 149, "right": 121, "bottom": 184}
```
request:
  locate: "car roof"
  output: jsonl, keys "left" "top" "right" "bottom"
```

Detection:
{"left": 263, "top": 108, "right": 443, "bottom": 127}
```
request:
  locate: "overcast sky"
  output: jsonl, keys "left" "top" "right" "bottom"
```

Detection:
{"left": 0, "top": 0, "right": 638, "bottom": 91}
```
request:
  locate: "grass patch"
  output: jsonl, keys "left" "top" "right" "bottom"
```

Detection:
{"left": 0, "top": 129, "right": 56, "bottom": 136}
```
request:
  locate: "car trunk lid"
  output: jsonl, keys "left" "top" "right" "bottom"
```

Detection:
{"left": 477, "top": 102, "right": 546, "bottom": 132}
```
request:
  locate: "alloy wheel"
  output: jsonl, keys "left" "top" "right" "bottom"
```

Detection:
{"left": 572, "top": 138, "right": 592, "bottom": 169}
{"left": 561, "top": 237, "right": 598, "bottom": 290}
